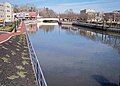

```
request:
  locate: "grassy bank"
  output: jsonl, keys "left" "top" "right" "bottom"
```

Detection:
{"left": 0, "top": 21, "right": 21, "bottom": 32}
{"left": 0, "top": 34, "right": 37, "bottom": 86}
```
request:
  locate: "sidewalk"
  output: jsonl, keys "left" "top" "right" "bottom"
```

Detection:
{"left": 0, "top": 22, "right": 25, "bottom": 44}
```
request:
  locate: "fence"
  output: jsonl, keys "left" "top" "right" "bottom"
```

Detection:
{"left": 26, "top": 31, "right": 47, "bottom": 86}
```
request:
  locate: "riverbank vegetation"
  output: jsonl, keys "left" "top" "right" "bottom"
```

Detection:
{"left": 0, "top": 34, "right": 37, "bottom": 86}
{"left": 0, "top": 20, "right": 21, "bottom": 32}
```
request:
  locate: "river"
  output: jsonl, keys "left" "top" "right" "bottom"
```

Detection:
{"left": 26, "top": 23, "right": 120, "bottom": 86}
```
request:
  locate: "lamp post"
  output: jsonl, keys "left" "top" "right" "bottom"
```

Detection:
{"left": 14, "top": 18, "right": 17, "bottom": 32}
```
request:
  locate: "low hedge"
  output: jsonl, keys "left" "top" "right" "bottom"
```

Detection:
{"left": 0, "top": 20, "right": 21, "bottom": 32}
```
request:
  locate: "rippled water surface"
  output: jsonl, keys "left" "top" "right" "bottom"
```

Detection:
{"left": 27, "top": 23, "right": 120, "bottom": 86}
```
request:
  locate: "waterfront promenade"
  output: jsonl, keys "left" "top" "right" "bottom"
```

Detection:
{"left": 0, "top": 22, "right": 38, "bottom": 86}
{"left": 0, "top": 22, "right": 25, "bottom": 44}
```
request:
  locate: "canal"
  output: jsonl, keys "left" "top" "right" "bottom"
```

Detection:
{"left": 26, "top": 23, "right": 120, "bottom": 86}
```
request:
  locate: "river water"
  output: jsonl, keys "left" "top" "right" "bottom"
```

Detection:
{"left": 26, "top": 23, "right": 120, "bottom": 86}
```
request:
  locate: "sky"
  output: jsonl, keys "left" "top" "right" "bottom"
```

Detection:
{"left": 0, "top": 0, "right": 120, "bottom": 13}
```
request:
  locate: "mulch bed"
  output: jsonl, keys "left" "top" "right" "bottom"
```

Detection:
{"left": 0, "top": 34, "right": 37, "bottom": 86}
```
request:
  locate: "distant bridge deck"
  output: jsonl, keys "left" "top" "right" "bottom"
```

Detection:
{"left": 37, "top": 18, "right": 59, "bottom": 22}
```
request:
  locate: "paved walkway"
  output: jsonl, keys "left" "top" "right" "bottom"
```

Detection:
{"left": 0, "top": 22, "right": 25, "bottom": 44}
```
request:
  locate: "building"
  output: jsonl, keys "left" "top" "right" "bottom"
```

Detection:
{"left": 13, "top": 12, "right": 37, "bottom": 20}
{"left": 95, "top": 12, "right": 103, "bottom": 22}
{"left": 13, "top": 12, "right": 26, "bottom": 20}
{"left": 29, "top": 12, "right": 37, "bottom": 19}
{"left": 4, "top": 2, "right": 13, "bottom": 23}
{"left": 80, "top": 9, "right": 96, "bottom": 22}
{"left": 0, "top": 2, "right": 13, "bottom": 25}
{"left": 104, "top": 10, "right": 120, "bottom": 22}
{"left": 0, "top": 3, "right": 4, "bottom": 24}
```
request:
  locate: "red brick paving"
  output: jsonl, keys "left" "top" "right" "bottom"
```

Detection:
{"left": 0, "top": 22, "right": 25, "bottom": 44}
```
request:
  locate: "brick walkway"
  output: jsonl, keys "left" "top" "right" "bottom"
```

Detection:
{"left": 0, "top": 22, "right": 25, "bottom": 44}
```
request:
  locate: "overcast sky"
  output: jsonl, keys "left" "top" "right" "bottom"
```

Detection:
{"left": 0, "top": 0, "right": 120, "bottom": 13}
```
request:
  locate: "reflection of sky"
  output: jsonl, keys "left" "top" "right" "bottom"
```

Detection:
{"left": 29, "top": 25, "right": 120, "bottom": 86}
{"left": 1, "top": 0, "right": 120, "bottom": 13}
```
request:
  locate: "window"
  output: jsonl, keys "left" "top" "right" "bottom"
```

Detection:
{"left": 7, "top": 5, "right": 10, "bottom": 8}
{"left": 7, "top": 15, "right": 10, "bottom": 17}
{"left": 7, "top": 10, "right": 10, "bottom": 12}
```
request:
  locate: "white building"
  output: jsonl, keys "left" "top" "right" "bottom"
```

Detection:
{"left": 0, "top": 3, "right": 4, "bottom": 24}
{"left": 80, "top": 9, "right": 96, "bottom": 14}
{"left": 80, "top": 9, "right": 103, "bottom": 22}
{"left": 4, "top": 2, "right": 13, "bottom": 23}
{"left": 0, "top": 2, "right": 13, "bottom": 24}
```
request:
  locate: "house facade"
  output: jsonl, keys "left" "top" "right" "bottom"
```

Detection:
{"left": 0, "top": 2, "right": 13, "bottom": 25}
{"left": 4, "top": 2, "right": 13, "bottom": 23}
{"left": 0, "top": 3, "right": 4, "bottom": 24}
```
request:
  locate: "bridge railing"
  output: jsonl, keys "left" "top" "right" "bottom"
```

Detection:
{"left": 25, "top": 29, "right": 47, "bottom": 86}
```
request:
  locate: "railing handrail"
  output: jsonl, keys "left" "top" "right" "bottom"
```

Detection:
{"left": 25, "top": 25, "right": 47, "bottom": 86}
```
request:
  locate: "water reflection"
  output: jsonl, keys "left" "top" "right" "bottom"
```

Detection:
{"left": 26, "top": 23, "right": 56, "bottom": 33}
{"left": 38, "top": 25, "right": 55, "bottom": 33}
{"left": 26, "top": 23, "right": 38, "bottom": 34}
{"left": 27, "top": 23, "right": 120, "bottom": 86}
{"left": 61, "top": 25, "right": 120, "bottom": 54}
{"left": 92, "top": 75, "right": 119, "bottom": 86}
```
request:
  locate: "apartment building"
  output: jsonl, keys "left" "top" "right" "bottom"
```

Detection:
{"left": 80, "top": 9, "right": 96, "bottom": 22}
{"left": 0, "top": 2, "right": 13, "bottom": 25}
{"left": 4, "top": 2, "right": 13, "bottom": 23}
{"left": 104, "top": 10, "right": 120, "bottom": 22}
{"left": 0, "top": 3, "right": 4, "bottom": 24}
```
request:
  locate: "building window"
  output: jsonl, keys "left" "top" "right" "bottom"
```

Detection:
{"left": 7, "top": 10, "right": 10, "bottom": 12}
{"left": 7, "top": 5, "right": 10, "bottom": 8}
{"left": 7, "top": 15, "right": 10, "bottom": 17}
{"left": 0, "top": 4, "right": 3, "bottom": 6}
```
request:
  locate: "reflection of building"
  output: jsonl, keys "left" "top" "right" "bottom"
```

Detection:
{"left": 0, "top": 2, "right": 13, "bottom": 24}
{"left": 38, "top": 25, "right": 55, "bottom": 33}
{"left": 27, "top": 24, "right": 37, "bottom": 33}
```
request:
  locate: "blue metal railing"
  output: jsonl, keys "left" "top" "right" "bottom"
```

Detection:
{"left": 25, "top": 30, "right": 47, "bottom": 86}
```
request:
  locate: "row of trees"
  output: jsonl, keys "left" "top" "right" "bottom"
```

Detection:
{"left": 39, "top": 8, "right": 57, "bottom": 18}
{"left": 13, "top": 5, "right": 79, "bottom": 19}
{"left": 59, "top": 9, "right": 80, "bottom": 21}
{"left": 13, "top": 4, "right": 120, "bottom": 22}
{"left": 13, "top": 4, "right": 37, "bottom": 13}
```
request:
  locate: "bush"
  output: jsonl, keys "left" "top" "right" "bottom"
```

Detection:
{"left": 0, "top": 21, "right": 21, "bottom": 32}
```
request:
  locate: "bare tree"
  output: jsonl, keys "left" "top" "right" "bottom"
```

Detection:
{"left": 39, "top": 7, "right": 57, "bottom": 18}
{"left": 13, "top": 4, "right": 37, "bottom": 13}
{"left": 59, "top": 9, "right": 79, "bottom": 21}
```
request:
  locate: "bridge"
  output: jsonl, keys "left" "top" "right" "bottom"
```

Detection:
{"left": 37, "top": 18, "right": 59, "bottom": 22}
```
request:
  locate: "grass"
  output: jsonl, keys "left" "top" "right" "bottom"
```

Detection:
{"left": 17, "top": 71, "right": 27, "bottom": 78}
{"left": 0, "top": 83, "right": 6, "bottom": 86}
{"left": 22, "top": 60, "right": 29, "bottom": 65}
{"left": 0, "top": 34, "right": 37, "bottom": 86}
{"left": 0, "top": 20, "right": 21, "bottom": 32}
{"left": 7, "top": 75, "right": 19, "bottom": 80}
{"left": 6, "top": 54, "right": 10, "bottom": 57}
{"left": 1, "top": 57, "right": 10, "bottom": 63}
{"left": 16, "top": 65, "right": 25, "bottom": 70}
